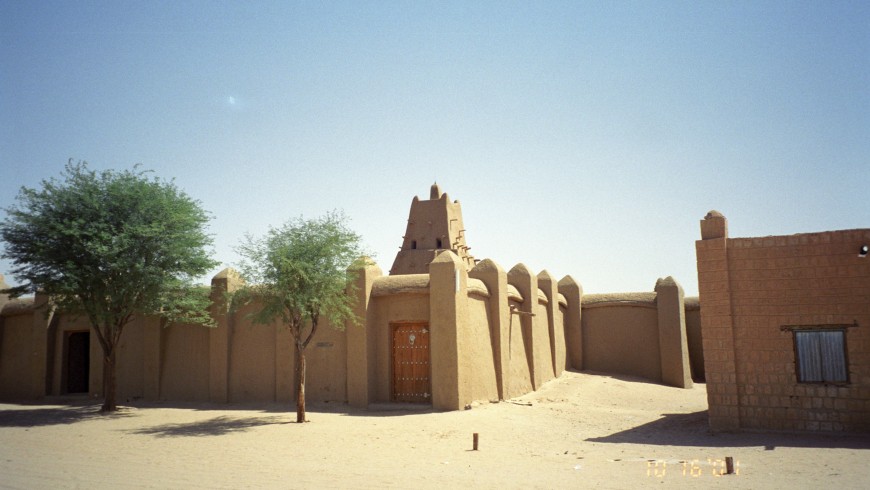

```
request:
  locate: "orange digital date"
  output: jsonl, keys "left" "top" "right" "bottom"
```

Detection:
{"left": 646, "top": 458, "right": 740, "bottom": 477}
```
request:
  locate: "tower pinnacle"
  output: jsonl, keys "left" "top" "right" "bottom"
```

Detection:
{"left": 390, "top": 186, "right": 476, "bottom": 275}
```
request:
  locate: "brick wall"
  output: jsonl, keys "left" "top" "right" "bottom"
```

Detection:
{"left": 696, "top": 211, "right": 870, "bottom": 432}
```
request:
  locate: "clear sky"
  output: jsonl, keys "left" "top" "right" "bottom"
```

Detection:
{"left": 1, "top": 1, "right": 868, "bottom": 296}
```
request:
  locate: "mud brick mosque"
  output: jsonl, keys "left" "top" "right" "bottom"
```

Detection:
{"left": 1, "top": 184, "right": 868, "bottom": 432}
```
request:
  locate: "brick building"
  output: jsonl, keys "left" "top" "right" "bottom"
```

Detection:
{"left": 696, "top": 211, "right": 870, "bottom": 432}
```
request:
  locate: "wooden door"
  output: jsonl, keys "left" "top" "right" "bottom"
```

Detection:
{"left": 391, "top": 323, "right": 431, "bottom": 403}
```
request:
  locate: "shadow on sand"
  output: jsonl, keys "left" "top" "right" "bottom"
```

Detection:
{"left": 0, "top": 402, "right": 135, "bottom": 427}
{"left": 125, "top": 402, "right": 435, "bottom": 437}
{"left": 586, "top": 410, "right": 870, "bottom": 450}
{"left": 129, "top": 415, "right": 289, "bottom": 437}
{"left": 0, "top": 397, "right": 433, "bottom": 432}
{"left": 0, "top": 400, "right": 289, "bottom": 436}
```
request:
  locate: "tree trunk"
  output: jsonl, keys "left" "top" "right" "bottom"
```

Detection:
{"left": 295, "top": 343, "right": 306, "bottom": 422}
{"left": 101, "top": 348, "right": 117, "bottom": 412}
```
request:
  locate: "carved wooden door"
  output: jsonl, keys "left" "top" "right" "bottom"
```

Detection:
{"left": 391, "top": 323, "right": 431, "bottom": 403}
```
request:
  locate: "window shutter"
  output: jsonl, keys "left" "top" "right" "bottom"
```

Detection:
{"left": 795, "top": 330, "right": 847, "bottom": 383}
{"left": 819, "top": 331, "right": 847, "bottom": 382}
{"left": 796, "top": 331, "right": 822, "bottom": 382}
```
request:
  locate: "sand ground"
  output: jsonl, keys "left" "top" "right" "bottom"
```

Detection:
{"left": 1, "top": 371, "right": 868, "bottom": 489}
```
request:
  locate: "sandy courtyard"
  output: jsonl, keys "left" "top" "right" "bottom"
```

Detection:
{"left": 1, "top": 371, "right": 868, "bottom": 489}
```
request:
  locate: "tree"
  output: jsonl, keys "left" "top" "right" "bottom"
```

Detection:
{"left": 0, "top": 161, "right": 217, "bottom": 412}
{"left": 233, "top": 212, "right": 365, "bottom": 422}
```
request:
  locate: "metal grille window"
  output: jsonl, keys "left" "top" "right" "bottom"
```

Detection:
{"left": 794, "top": 330, "right": 848, "bottom": 383}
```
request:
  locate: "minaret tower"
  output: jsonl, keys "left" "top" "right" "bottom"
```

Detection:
{"left": 389, "top": 183, "right": 476, "bottom": 275}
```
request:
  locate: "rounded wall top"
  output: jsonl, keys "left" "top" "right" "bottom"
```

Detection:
{"left": 557, "top": 275, "right": 581, "bottom": 290}
{"left": 582, "top": 292, "right": 657, "bottom": 308}
{"left": 212, "top": 267, "right": 241, "bottom": 280}
{"left": 0, "top": 297, "right": 35, "bottom": 316}
{"left": 430, "top": 182, "right": 442, "bottom": 200}
{"left": 537, "top": 269, "right": 555, "bottom": 282}
{"left": 346, "top": 256, "right": 380, "bottom": 272}
{"left": 654, "top": 275, "right": 679, "bottom": 289}
{"left": 431, "top": 249, "right": 463, "bottom": 266}
{"left": 372, "top": 274, "right": 430, "bottom": 296}
{"left": 470, "top": 258, "right": 505, "bottom": 274}
{"left": 701, "top": 210, "right": 728, "bottom": 239}
{"left": 508, "top": 262, "right": 532, "bottom": 277}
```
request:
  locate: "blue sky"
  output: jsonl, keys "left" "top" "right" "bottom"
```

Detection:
{"left": 1, "top": 1, "right": 868, "bottom": 296}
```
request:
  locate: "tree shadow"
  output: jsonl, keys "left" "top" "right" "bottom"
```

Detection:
{"left": 0, "top": 403, "right": 135, "bottom": 427}
{"left": 586, "top": 411, "right": 870, "bottom": 450}
{"left": 127, "top": 400, "right": 293, "bottom": 414}
{"left": 129, "top": 415, "right": 289, "bottom": 437}
{"left": 126, "top": 398, "right": 367, "bottom": 413}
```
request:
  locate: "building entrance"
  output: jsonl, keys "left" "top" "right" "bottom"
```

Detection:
{"left": 391, "top": 323, "right": 431, "bottom": 403}
{"left": 65, "top": 331, "right": 90, "bottom": 394}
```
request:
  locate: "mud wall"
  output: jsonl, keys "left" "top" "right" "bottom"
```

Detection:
{"left": 579, "top": 283, "right": 696, "bottom": 388}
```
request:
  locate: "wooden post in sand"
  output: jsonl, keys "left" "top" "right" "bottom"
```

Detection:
{"left": 473, "top": 433, "right": 479, "bottom": 450}
{"left": 725, "top": 457, "right": 734, "bottom": 474}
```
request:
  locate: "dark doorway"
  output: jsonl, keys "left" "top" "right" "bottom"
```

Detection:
{"left": 65, "top": 331, "right": 90, "bottom": 394}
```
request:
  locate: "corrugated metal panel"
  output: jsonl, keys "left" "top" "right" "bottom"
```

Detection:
{"left": 819, "top": 331, "right": 847, "bottom": 382}
{"left": 795, "top": 330, "right": 847, "bottom": 382}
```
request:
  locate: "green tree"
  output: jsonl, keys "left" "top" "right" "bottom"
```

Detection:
{"left": 0, "top": 161, "right": 217, "bottom": 412}
{"left": 233, "top": 212, "right": 365, "bottom": 422}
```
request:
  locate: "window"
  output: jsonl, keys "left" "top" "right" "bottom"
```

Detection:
{"left": 794, "top": 330, "right": 848, "bottom": 383}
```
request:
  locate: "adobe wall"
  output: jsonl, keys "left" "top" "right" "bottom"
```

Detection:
{"left": 371, "top": 289, "right": 430, "bottom": 403}
{"left": 343, "top": 253, "right": 576, "bottom": 410}
{"left": 229, "top": 303, "right": 278, "bottom": 402}
{"left": 49, "top": 314, "right": 105, "bottom": 400}
{"left": 464, "top": 294, "right": 499, "bottom": 403}
{"left": 0, "top": 184, "right": 696, "bottom": 410}
{"left": 0, "top": 274, "right": 10, "bottom": 314}
{"left": 0, "top": 259, "right": 693, "bottom": 411}
{"left": 219, "top": 284, "right": 350, "bottom": 404}
{"left": 697, "top": 211, "right": 870, "bottom": 432}
{"left": 115, "top": 318, "right": 146, "bottom": 400}
{"left": 0, "top": 295, "right": 53, "bottom": 400}
{"left": 356, "top": 263, "right": 467, "bottom": 406}
{"left": 579, "top": 285, "right": 696, "bottom": 387}
{"left": 0, "top": 272, "right": 351, "bottom": 405}
{"left": 158, "top": 320, "right": 210, "bottom": 401}
{"left": 505, "top": 294, "right": 534, "bottom": 398}
{"left": 0, "top": 304, "right": 33, "bottom": 399}
{"left": 534, "top": 272, "right": 559, "bottom": 387}
{"left": 581, "top": 293, "right": 662, "bottom": 380}
{"left": 303, "top": 321, "right": 348, "bottom": 402}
